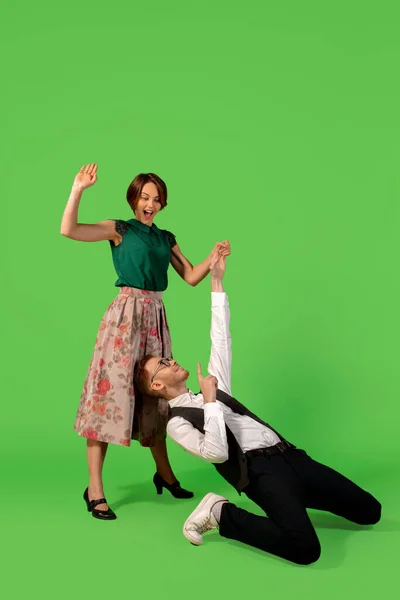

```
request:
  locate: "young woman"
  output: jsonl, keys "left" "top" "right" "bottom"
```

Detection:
{"left": 61, "top": 164, "right": 230, "bottom": 520}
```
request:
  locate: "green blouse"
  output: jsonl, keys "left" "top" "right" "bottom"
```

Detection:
{"left": 110, "top": 219, "right": 177, "bottom": 291}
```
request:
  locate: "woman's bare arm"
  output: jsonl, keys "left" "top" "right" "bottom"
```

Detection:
{"left": 170, "top": 241, "right": 230, "bottom": 287}
{"left": 60, "top": 164, "right": 122, "bottom": 245}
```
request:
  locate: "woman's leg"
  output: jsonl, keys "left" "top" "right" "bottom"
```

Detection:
{"left": 87, "top": 439, "right": 109, "bottom": 510}
{"left": 150, "top": 438, "right": 177, "bottom": 484}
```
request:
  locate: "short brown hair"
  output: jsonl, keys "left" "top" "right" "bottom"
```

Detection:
{"left": 134, "top": 354, "right": 159, "bottom": 397}
{"left": 126, "top": 173, "right": 168, "bottom": 213}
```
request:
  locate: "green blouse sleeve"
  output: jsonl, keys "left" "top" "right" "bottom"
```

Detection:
{"left": 165, "top": 230, "right": 177, "bottom": 249}
{"left": 109, "top": 220, "right": 129, "bottom": 246}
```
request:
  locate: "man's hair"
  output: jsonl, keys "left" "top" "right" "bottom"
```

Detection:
{"left": 134, "top": 354, "right": 160, "bottom": 397}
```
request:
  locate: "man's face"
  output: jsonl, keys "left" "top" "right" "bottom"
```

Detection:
{"left": 145, "top": 357, "right": 189, "bottom": 395}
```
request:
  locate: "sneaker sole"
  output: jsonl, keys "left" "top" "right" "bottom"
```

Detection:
{"left": 183, "top": 492, "right": 218, "bottom": 546}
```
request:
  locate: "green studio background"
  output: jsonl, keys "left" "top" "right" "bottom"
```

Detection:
{"left": 2, "top": 1, "right": 400, "bottom": 599}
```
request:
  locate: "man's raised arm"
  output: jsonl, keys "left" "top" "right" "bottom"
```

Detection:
{"left": 207, "top": 252, "right": 232, "bottom": 395}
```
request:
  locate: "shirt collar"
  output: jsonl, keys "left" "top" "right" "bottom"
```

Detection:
{"left": 127, "top": 219, "right": 161, "bottom": 236}
{"left": 169, "top": 390, "right": 197, "bottom": 408}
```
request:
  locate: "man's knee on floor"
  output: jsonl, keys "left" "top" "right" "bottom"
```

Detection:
{"left": 356, "top": 496, "right": 381, "bottom": 526}
{"left": 288, "top": 536, "right": 321, "bottom": 566}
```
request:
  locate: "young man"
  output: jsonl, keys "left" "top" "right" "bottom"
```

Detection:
{"left": 134, "top": 252, "right": 381, "bottom": 565}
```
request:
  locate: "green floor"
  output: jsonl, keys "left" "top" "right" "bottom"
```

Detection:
{"left": 3, "top": 439, "right": 398, "bottom": 600}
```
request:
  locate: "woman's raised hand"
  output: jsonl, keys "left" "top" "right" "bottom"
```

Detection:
{"left": 213, "top": 240, "right": 231, "bottom": 257}
{"left": 73, "top": 164, "right": 98, "bottom": 191}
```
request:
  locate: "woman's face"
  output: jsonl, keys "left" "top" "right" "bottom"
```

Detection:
{"left": 134, "top": 182, "right": 162, "bottom": 225}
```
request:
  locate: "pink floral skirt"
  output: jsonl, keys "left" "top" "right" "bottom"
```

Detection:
{"left": 74, "top": 287, "right": 172, "bottom": 447}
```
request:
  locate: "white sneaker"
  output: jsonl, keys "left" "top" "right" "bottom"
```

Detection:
{"left": 183, "top": 492, "right": 228, "bottom": 546}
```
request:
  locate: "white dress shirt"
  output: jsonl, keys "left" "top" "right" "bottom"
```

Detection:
{"left": 167, "top": 292, "right": 280, "bottom": 463}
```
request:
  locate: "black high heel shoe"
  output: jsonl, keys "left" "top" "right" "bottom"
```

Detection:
{"left": 153, "top": 473, "right": 194, "bottom": 499}
{"left": 83, "top": 488, "right": 117, "bottom": 520}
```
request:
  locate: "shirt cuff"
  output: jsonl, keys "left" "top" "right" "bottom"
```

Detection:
{"left": 204, "top": 402, "right": 224, "bottom": 418}
{"left": 211, "top": 292, "right": 228, "bottom": 306}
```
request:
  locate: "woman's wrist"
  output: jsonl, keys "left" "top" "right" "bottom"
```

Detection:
{"left": 71, "top": 183, "right": 84, "bottom": 196}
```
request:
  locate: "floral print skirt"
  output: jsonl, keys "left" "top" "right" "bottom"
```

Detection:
{"left": 74, "top": 287, "right": 172, "bottom": 447}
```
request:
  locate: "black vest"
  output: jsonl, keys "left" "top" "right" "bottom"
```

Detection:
{"left": 169, "top": 389, "right": 294, "bottom": 494}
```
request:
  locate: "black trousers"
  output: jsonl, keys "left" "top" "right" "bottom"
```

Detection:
{"left": 219, "top": 449, "right": 381, "bottom": 565}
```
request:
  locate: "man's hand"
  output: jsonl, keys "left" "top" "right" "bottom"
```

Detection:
{"left": 197, "top": 363, "right": 218, "bottom": 403}
{"left": 210, "top": 249, "right": 227, "bottom": 280}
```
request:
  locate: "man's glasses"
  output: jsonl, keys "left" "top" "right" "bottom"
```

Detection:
{"left": 150, "top": 358, "right": 172, "bottom": 383}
